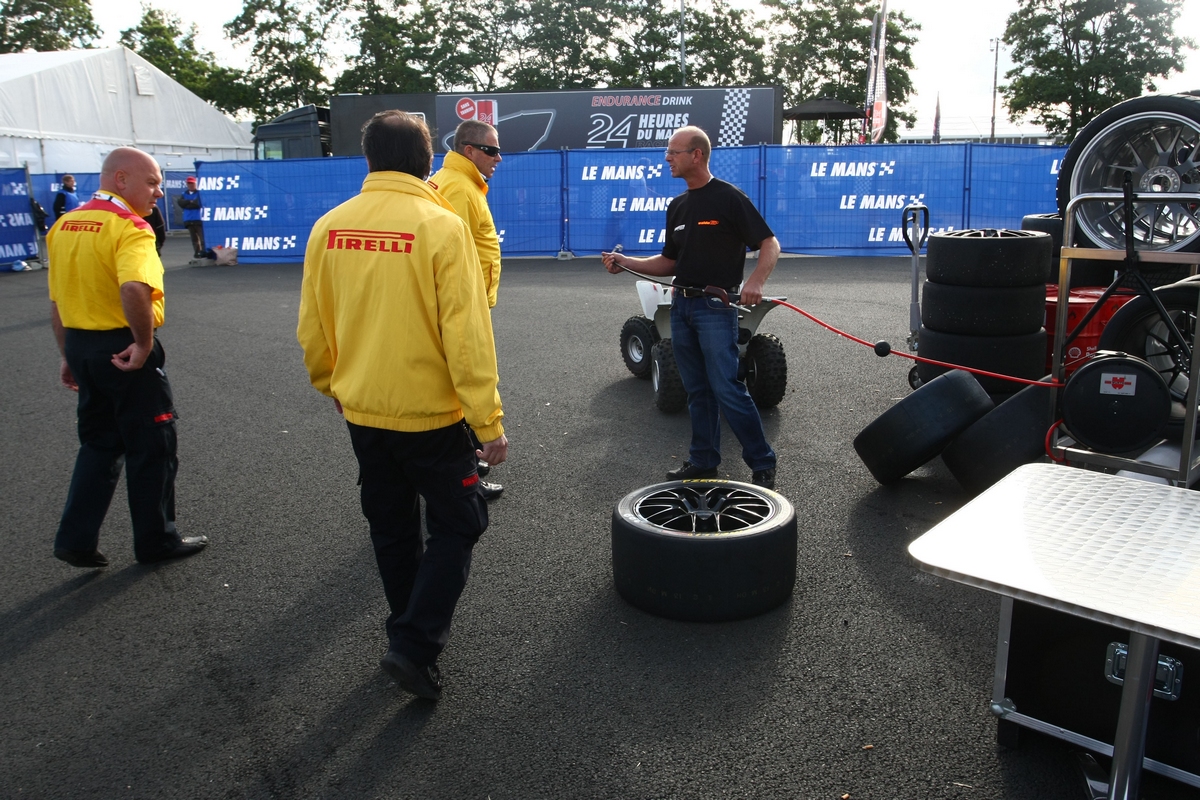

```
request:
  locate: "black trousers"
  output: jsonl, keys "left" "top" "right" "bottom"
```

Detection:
{"left": 184, "top": 221, "right": 205, "bottom": 256}
{"left": 56, "top": 329, "right": 181, "bottom": 561}
{"left": 347, "top": 420, "right": 487, "bottom": 667}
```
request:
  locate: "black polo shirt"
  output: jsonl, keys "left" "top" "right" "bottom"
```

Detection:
{"left": 661, "top": 177, "right": 773, "bottom": 289}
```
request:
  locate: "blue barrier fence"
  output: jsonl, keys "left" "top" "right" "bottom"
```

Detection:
{"left": 1, "top": 168, "right": 38, "bottom": 266}
{"left": 200, "top": 143, "right": 1066, "bottom": 264}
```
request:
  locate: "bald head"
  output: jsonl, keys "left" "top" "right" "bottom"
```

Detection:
{"left": 674, "top": 126, "right": 711, "bottom": 162}
{"left": 100, "top": 147, "right": 163, "bottom": 215}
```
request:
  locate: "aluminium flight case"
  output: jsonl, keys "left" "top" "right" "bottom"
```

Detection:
{"left": 992, "top": 597, "right": 1200, "bottom": 788}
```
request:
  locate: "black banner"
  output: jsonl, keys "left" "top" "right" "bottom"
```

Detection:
{"left": 435, "top": 87, "right": 780, "bottom": 152}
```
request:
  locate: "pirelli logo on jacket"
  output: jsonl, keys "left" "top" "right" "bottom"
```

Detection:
{"left": 327, "top": 229, "right": 415, "bottom": 253}
{"left": 61, "top": 220, "right": 104, "bottom": 233}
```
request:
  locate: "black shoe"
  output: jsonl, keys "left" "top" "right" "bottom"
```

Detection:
{"left": 54, "top": 548, "right": 109, "bottom": 568}
{"left": 477, "top": 460, "right": 491, "bottom": 478}
{"left": 479, "top": 480, "right": 504, "bottom": 501}
{"left": 137, "top": 535, "right": 209, "bottom": 564}
{"left": 751, "top": 468, "right": 776, "bottom": 490}
{"left": 381, "top": 651, "right": 442, "bottom": 700}
{"left": 667, "top": 461, "right": 718, "bottom": 481}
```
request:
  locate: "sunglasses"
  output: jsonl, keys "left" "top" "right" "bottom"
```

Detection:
{"left": 463, "top": 142, "right": 501, "bottom": 157}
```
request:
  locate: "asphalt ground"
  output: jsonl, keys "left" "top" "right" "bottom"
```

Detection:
{"left": 2, "top": 235, "right": 1197, "bottom": 800}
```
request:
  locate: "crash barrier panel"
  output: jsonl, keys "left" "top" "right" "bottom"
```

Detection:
{"left": 0, "top": 167, "right": 38, "bottom": 267}
{"left": 188, "top": 142, "right": 1066, "bottom": 264}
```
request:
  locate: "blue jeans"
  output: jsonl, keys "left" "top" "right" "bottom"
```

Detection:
{"left": 671, "top": 296, "right": 776, "bottom": 471}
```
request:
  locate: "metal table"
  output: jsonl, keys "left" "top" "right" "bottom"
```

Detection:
{"left": 908, "top": 463, "right": 1200, "bottom": 800}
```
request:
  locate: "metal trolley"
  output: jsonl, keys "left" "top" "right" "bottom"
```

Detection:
{"left": 1048, "top": 188, "right": 1200, "bottom": 485}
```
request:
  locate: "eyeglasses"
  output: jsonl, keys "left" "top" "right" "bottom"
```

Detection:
{"left": 664, "top": 147, "right": 698, "bottom": 157}
{"left": 463, "top": 142, "right": 501, "bottom": 157}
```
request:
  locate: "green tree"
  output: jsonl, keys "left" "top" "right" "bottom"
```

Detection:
{"left": 335, "top": 0, "right": 437, "bottom": 94}
{"left": 503, "top": 0, "right": 621, "bottom": 89}
{"left": 0, "top": 0, "right": 100, "bottom": 53}
{"left": 765, "top": 0, "right": 918, "bottom": 143}
{"left": 1001, "top": 0, "right": 1193, "bottom": 143}
{"left": 226, "top": 0, "right": 350, "bottom": 122}
{"left": 682, "top": 1, "right": 769, "bottom": 87}
{"left": 120, "top": 6, "right": 253, "bottom": 116}
{"left": 606, "top": 0, "right": 682, "bottom": 87}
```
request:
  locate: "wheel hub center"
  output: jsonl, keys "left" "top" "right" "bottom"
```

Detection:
{"left": 1139, "top": 166, "right": 1181, "bottom": 193}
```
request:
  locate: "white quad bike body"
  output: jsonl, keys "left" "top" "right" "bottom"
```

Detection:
{"left": 620, "top": 280, "right": 788, "bottom": 412}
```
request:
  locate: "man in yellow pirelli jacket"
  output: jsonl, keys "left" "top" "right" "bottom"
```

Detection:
{"left": 48, "top": 147, "right": 208, "bottom": 567}
{"left": 298, "top": 111, "right": 507, "bottom": 702}
{"left": 431, "top": 119, "right": 506, "bottom": 501}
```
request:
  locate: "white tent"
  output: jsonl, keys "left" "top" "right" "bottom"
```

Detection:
{"left": 0, "top": 47, "right": 252, "bottom": 174}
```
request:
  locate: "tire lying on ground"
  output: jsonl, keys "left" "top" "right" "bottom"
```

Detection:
{"left": 916, "top": 326, "right": 1047, "bottom": 395}
{"left": 651, "top": 339, "right": 687, "bottom": 413}
{"left": 921, "top": 282, "right": 1046, "bottom": 336}
{"left": 1097, "top": 282, "right": 1200, "bottom": 440}
{"left": 620, "top": 315, "right": 658, "bottom": 378}
{"left": 612, "top": 480, "right": 796, "bottom": 622}
{"left": 743, "top": 332, "right": 787, "bottom": 408}
{"left": 941, "top": 378, "right": 1055, "bottom": 495}
{"left": 926, "top": 229, "right": 1053, "bottom": 287}
{"left": 853, "top": 370, "right": 994, "bottom": 485}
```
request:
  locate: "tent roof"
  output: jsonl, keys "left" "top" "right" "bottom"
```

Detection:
{"left": 0, "top": 48, "right": 251, "bottom": 151}
{"left": 783, "top": 97, "right": 865, "bottom": 120}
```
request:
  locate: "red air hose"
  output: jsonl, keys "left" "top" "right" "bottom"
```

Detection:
{"left": 767, "top": 298, "right": 1065, "bottom": 389}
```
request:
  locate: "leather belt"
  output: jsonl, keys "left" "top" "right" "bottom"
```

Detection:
{"left": 677, "top": 286, "right": 737, "bottom": 298}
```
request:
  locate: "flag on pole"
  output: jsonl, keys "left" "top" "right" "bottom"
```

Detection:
{"left": 869, "top": 0, "right": 889, "bottom": 143}
{"left": 932, "top": 93, "right": 941, "bottom": 144}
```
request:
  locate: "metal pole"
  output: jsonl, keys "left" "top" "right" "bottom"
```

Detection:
{"left": 680, "top": 0, "right": 686, "bottom": 87}
{"left": 990, "top": 38, "right": 999, "bottom": 143}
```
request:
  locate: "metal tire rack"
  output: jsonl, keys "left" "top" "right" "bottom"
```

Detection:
{"left": 1050, "top": 190, "right": 1200, "bottom": 485}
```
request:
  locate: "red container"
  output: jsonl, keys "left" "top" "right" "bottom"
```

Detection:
{"left": 1044, "top": 285, "right": 1137, "bottom": 376}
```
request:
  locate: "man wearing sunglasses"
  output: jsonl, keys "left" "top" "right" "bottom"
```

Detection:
{"left": 602, "top": 126, "right": 780, "bottom": 490}
{"left": 431, "top": 119, "right": 506, "bottom": 501}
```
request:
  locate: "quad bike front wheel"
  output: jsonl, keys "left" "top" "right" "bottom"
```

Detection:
{"left": 743, "top": 333, "right": 787, "bottom": 409}
{"left": 620, "top": 315, "right": 658, "bottom": 379}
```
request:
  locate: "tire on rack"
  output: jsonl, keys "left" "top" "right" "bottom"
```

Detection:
{"left": 744, "top": 333, "right": 787, "bottom": 409}
{"left": 1097, "top": 282, "right": 1200, "bottom": 439}
{"left": 916, "top": 326, "right": 1048, "bottom": 395}
{"left": 652, "top": 339, "right": 688, "bottom": 413}
{"left": 620, "top": 315, "right": 658, "bottom": 379}
{"left": 1018, "top": 214, "right": 1117, "bottom": 288}
{"left": 1057, "top": 92, "right": 1200, "bottom": 254}
{"left": 612, "top": 480, "right": 796, "bottom": 621}
{"left": 1020, "top": 213, "right": 1063, "bottom": 259}
{"left": 926, "top": 229, "right": 1053, "bottom": 287}
{"left": 921, "top": 282, "right": 1047, "bottom": 336}
{"left": 853, "top": 369, "right": 994, "bottom": 485}
{"left": 941, "top": 378, "right": 1055, "bottom": 495}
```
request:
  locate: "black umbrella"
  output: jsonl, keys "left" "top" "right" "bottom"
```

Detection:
{"left": 782, "top": 97, "right": 865, "bottom": 120}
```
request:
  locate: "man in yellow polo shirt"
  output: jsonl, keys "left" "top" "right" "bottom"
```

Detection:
{"left": 299, "top": 111, "right": 507, "bottom": 701}
{"left": 48, "top": 147, "right": 208, "bottom": 568}
{"left": 431, "top": 119, "right": 505, "bottom": 501}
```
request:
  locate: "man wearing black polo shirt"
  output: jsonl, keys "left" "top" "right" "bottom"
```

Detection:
{"left": 602, "top": 125, "right": 780, "bottom": 489}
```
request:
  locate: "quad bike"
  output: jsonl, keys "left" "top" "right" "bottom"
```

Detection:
{"left": 619, "top": 280, "right": 788, "bottom": 413}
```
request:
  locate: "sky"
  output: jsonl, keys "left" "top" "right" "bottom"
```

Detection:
{"left": 89, "top": 0, "right": 1200, "bottom": 136}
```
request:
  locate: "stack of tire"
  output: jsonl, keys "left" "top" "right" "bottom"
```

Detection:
{"left": 917, "top": 229, "right": 1052, "bottom": 405}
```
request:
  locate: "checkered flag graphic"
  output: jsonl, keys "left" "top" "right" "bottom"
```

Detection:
{"left": 717, "top": 89, "right": 752, "bottom": 147}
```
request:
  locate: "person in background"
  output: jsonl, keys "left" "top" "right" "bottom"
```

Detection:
{"left": 177, "top": 177, "right": 205, "bottom": 258}
{"left": 31, "top": 197, "right": 49, "bottom": 266}
{"left": 143, "top": 203, "right": 166, "bottom": 255}
{"left": 48, "top": 147, "right": 207, "bottom": 568}
{"left": 430, "top": 119, "right": 506, "bottom": 502}
{"left": 53, "top": 174, "right": 80, "bottom": 222}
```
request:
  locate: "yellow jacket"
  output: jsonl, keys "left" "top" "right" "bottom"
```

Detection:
{"left": 297, "top": 172, "right": 504, "bottom": 441}
{"left": 431, "top": 151, "right": 501, "bottom": 308}
{"left": 48, "top": 193, "right": 165, "bottom": 329}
